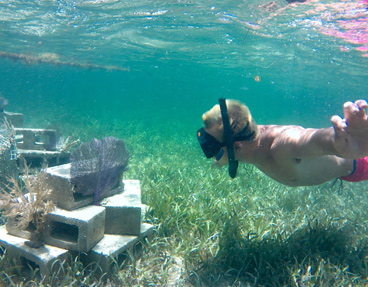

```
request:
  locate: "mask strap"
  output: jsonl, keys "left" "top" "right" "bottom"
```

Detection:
{"left": 218, "top": 98, "right": 238, "bottom": 178}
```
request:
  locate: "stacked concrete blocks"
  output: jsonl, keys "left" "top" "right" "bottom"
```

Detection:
{"left": 5, "top": 198, "right": 107, "bottom": 254}
{"left": 0, "top": 162, "right": 153, "bottom": 277}
{"left": 1, "top": 106, "right": 69, "bottom": 171}
{"left": 0, "top": 225, "right": 69, "bottom": 277}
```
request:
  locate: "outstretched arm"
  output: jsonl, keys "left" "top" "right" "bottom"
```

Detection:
{"left": 276, "top": 100, "right": 368, "bottom": 159}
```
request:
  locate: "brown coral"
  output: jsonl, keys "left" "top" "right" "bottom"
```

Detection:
{"left": 0, "top": 172, "right": 55, "bottom": 247}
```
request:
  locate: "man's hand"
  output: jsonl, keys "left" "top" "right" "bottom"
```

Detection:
{"left": 331, "top": 99, "right": 368, "bottom": 159}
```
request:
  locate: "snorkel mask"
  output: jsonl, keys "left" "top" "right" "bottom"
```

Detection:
{"left": 197, "top": 98, "right": 255, "bottom": 178}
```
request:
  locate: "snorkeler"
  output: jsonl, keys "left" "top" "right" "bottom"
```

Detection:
{"left": 197, "top": 99, "right": 368, "bottom": 186}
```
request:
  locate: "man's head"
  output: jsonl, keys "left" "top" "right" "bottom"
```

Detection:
{"left": 197, "top": 99, "right": 258, "bottom": 161}
{"left": 202, "top": 99, "right": 258, "bottom": 142}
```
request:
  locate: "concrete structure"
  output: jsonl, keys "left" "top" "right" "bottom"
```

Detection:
{"left": 42, "top": 164, "right": 124, "bottom": 210}
{"left": 101, "top": 180, "right": 142, "bottom": 235}
{"left": 1, "top": 103, "right": 69, "bottom": 172}
{"left": 0, "top": 225, "right": 69, "bottom": 277}
{"left": 85, "top": 223, "right": 154, "bottom": 273}
{"left": 6, "top": 217, "right": 35, "bottom": 241}
{"left": 44, "top": 205, "right": 105, "bottom": 252}
{"left": 0, "top": 103, "right": 157, "bottom": 278}
{"left": 6, "top": 205, "right": 106, "bottom": 253}
{"left": 0, "top": 178, "right": 154, "bottom": 278}
{"left": 15, "top": 128, "right": 57, "bottom": 151}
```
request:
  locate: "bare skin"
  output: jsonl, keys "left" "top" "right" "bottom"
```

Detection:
{"left": 206, "top": 100, "right": 368, "bottom": 186}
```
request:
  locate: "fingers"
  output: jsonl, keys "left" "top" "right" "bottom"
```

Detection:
{"left": 355, "top": 99, "right": 368, "bottom": 109}
{"left": 344, "top": 100, "right": 368, "bottom": 119}
{"left": 344, "top": 101, "right": 360, "bottom": 115}
{"left": 331, "top": 115, "right": 347, "bottom": 130}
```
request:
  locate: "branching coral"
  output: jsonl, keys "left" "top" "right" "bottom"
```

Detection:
{"left": 0, "top": 172, "right": 55, "bottom": 248}
{"left": 57, "top": 136, "right": 80, "bottom": 153}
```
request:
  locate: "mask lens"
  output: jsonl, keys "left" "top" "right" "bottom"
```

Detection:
{"left": 197, "top": 128, "right": 222, "bottom": 158}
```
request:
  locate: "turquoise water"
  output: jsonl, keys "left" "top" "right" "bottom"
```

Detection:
{"left": 1, "top": 2, "right": 368, "bottom": 284}
{"left": 1, "top": 0, "right": 368, "bottom": 151}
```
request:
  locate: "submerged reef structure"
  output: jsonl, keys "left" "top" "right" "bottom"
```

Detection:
{"left": 0, "top": 96, "right": 74, "bottom": 172}
{"left": 0, "top": 173, "right": 151, "bottom": 278}
{"left": 70, "top": 136, "right": 130, "bottom": 205}
{"left": 0, "top": 100, "right": 149, "bottom": 280}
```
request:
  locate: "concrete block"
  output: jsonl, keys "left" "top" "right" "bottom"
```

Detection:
{"left": 100, "top": 180, "right": 142, "bottom": 235}
{"left": 17, "top": 150, "right": 70, "bottom": 172}
{"left": 6, "top": 216, "right": 34, "bottom": 240}
{"left": 15, "top": 128, "right": 57, "bottom": 151}
{"left": 44, "top": 205, "right": 105, "bottom": 252}
{"left": 42, "top": 164, "right": 124, "bottom": 210}
{"left": 85, "top": 223, "right": 154, "bottom": 273}
{"left": 0, "top": 225, "right": 69, "bottom": 278}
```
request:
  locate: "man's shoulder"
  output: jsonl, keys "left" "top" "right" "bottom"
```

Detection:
{"left": 260, "top": 124, "right": 304, "bottom": 135}
{"left": 259, "top": 125, "right": 306, "bottom": 147}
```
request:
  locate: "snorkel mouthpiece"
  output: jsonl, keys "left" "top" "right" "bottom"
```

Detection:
{"left": 218, "top": 98, "right": 239, "bottom": 178}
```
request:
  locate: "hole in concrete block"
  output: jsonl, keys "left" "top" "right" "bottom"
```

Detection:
{"left": 50, "top": 221, "right": 78, "bottom": 243}
{"left": 35, "top": 133, "right": 56, "bottom": 151}
{"left": 20, "top": 256, "right": 41, "bottom": 279}
{"left": 35, "top": 134, "right": 50, "bottom": 145}
{"left": 21, "top": 256, "right": 39, "bottom": 270}
{"left": 111, "top": 242, "right": 143, "bottom": 271}
{"left": 15, "top": 134, "right": 24, "bottom": 144}
{"left": 133, "top": 241, "right": 143, "bottom": 259}
{"left": 110, "top": 252, "right": 129, "bottom": 272}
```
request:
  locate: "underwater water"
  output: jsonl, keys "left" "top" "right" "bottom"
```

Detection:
{"left": 1, "top": 0, "right": 368, "bottom": 285}
{"left": 1, "top": 0, "right": 367, "bottom": 134}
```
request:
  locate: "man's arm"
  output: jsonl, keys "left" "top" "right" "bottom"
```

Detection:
{"left": 273, "top": 126, "right": 336, "bottom": 158}
{"left": 275, "top": 100, "right": 368, "bottom": 159}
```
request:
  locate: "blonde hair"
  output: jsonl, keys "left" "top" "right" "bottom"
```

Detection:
{"left": 202, "top": 99, "right": 258, "bottom": 140}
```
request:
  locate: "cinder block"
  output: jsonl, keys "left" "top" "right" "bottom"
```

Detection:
{"left": 17, "top": 150, "right": 70, "bottom": 172}
{"left": 0, "top": 225, "right": 69, "bottom": 278}
{"left": 42, "top": 164, "right": 124, "bottom": 210}
{"left": 100, "top": 180, "right": 142, "bottom": 235}
{"left": 44, "top": 205, "right": 105, "bottom": 252}
{"left": 42, "top": 164, "right": 93, "bottom": 210}
{"left": 15, "top": 128, "right": 57, "bottom": 151}
{"left": 6, "top": 216, "right": 34, "bottom": 240}
{"left": 85, "top": 223, "right": 154, "bottom": 273}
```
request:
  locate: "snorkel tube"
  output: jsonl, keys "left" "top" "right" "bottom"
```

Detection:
{"left": 218, "top": 98, "right": 239, "bottom": 178}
